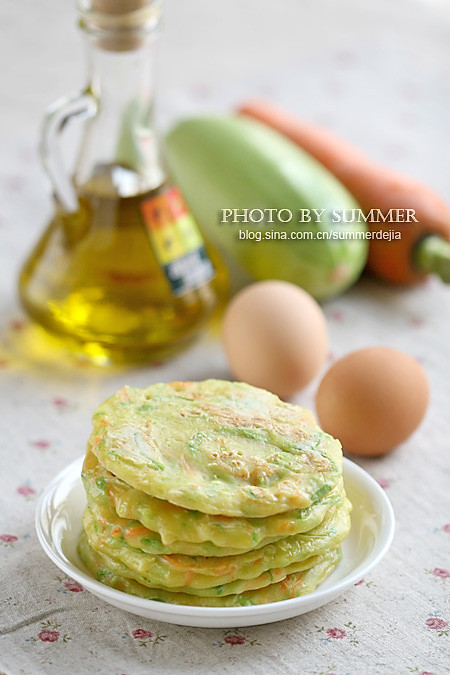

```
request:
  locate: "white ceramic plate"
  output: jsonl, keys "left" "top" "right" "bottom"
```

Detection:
{"left": 36, "top": 456, "right": 394, "bottom": 628}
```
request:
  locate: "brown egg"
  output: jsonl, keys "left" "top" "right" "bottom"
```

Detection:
{"left": 222, "top": 281, "right": 328, "bottom": 399}
{"left": 315, "top": 346, "right": 429, "bottom": 456}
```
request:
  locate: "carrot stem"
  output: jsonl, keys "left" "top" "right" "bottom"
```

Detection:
{"left": 414, "top": 235, "right": 450, "bottom": 283}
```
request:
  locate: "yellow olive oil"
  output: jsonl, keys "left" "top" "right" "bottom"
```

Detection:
{"left": 19, "top": 168, "right": 227, "bottom": 364}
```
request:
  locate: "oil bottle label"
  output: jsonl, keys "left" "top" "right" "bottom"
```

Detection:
{"left": 140, "top": 187, "right": 215, "bottom": 296}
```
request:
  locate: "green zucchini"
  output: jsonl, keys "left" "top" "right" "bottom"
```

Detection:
{"left": 165, "top": 115, "right": 368, "bottom": 300}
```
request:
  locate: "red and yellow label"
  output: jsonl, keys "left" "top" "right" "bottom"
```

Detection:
{"left": 140, "top": 187, "right": 214, "bottom": 295}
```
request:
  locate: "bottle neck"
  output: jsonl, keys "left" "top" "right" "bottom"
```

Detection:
{"left": 75, "top": 4, "right": 164, "bottom": 197}
{"left": 87, "top": 37, "right": 157, "bottom": 103}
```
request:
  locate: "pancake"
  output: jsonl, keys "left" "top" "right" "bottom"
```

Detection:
{"left": 82, "top": 450, "right": 343, "bottom": 550}
{"left": 82, "top": 499, "right": 351, "bottom": 589}
{"left": 79, "top": 525, "right": 328, "bottom": 597}
{"left": 88, "top": 380, "right": 343, "bottom": 517}
{"left": 79, "top": 532, "right": 342, "bottom": 606}
{"left": 84, "top": 491, "right": 284, "bottom": 557}
{"left": 80, "top": 379, "right": 351, "bottom": 607}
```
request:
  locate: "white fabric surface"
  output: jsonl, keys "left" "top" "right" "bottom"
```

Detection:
{"left": 0, "top": 1, "right": 449, "bottom": 673}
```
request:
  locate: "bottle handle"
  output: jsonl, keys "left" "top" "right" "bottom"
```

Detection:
{"left": 40, "top": 90, "right": 98, "bottom": 213}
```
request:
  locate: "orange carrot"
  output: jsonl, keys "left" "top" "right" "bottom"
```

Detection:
{"left": 184, "top": 570, "right": 194, "bottom": 586}
{"left": 124, "top": 525, "right": 149, "bottom": 540}
{"left": 238, "top": 99, "right": 450, "bottom": 285}
{"left": 277, "top": 521, "right": 293, "bottom": 535}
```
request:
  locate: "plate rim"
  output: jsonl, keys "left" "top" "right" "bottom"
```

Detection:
{"left": 35, "top": 455, "right": 395, "bottom": 619}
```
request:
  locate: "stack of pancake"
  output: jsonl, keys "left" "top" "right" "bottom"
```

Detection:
{"left": 79, "top": 380, "right": 351, "bottom": 607}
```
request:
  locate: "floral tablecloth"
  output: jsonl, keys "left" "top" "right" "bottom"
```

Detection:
{"left": 0, "top": 0, "right": 449, "bottom": 673}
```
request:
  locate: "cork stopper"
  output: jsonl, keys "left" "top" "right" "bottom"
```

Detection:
{"left": 79, "top": 0, "right": 162, "bottom": 51}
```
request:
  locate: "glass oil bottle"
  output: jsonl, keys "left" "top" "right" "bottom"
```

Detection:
{"left": 19, "top": 0, "right": 227, "bottom": 364}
